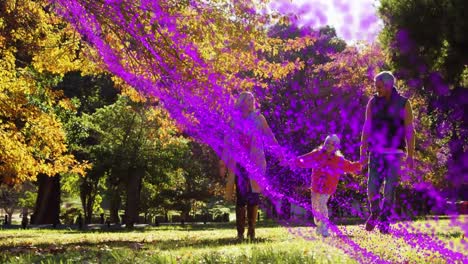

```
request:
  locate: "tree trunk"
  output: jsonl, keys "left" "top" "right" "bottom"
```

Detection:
{"left": 181, "top": 210, "right": 188, "bottom": 225}
{"left": 3, "top": 206, "right": 15, "bottom": 226}
{"left": 6, "top": 212, "right": 13, "bottom": 226}
{"left": 280, "top": 198, "right": 291, "bottom": 220}
{"left": 80, "top": 180, "right": 94, "bottom": 225}
{"left": 447, "top": 124, "right": 465, "bottom": 200}
{"left": 85, "top": 195, "right": 94, "bottom": 224}
{"left": 109, "top": 185, "right": 121, "bottom": 224}
{"left": 124, "top": 167, "right": 144, "bottom": 228}
{"left": 32, "top": 174, "right": 61, "bottom": 225}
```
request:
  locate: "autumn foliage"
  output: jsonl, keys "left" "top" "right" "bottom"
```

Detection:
{"left": 0, "top": 0, "right": 94, "bottom": 184}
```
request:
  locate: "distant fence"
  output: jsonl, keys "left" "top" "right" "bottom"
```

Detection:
{"left": 60, "top": 200, "right": 468, "bottom": 226}
{"left": 68, "top": 212, "right": 231, "bottom": 225}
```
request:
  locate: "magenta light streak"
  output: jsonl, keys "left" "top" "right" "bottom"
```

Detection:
{"left": 49, "top": 0, "right": 467, "bottom": 263}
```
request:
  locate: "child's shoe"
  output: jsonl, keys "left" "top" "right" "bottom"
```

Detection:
{"left": 378, "top": 222, "right": 390, "bottom": 234}
{"left": 365, "top": 214, "right": 379, "bottom": 231}
{"left": 315, "top": 222, "right": 323, "bottom": 236}
{"left": 321, "top": 226, "right": 330, "bottom": 237}
{"left": 315, "top": 223, "right": 330, "bottom": 237}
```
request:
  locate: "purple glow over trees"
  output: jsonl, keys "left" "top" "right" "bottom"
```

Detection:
{"left": 47, "top": 0, "right": 466, "bottom": 262}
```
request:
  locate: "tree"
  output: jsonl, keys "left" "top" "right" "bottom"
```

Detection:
{"left": 379, "top": 0, "right": 468, "bottom": 86}
{"left": 48, "top": 0, "right": 316, "bottom": 161}
{"left": 253, "top": 24, "right": 352, "bottom": 205}
{"left": 56, "top": 71, "right": 119, "bottom": 116}
{"left": 378, "top": 0, "right": 468, "bottom": 198}
{"left": 83, "top": 95, "right": 189, "bottom": 227}
{"left": 1, "top": 0, "right": 97, "bottom": 224}
{"left": 0, "top": 185, "right": 20, "bottom": 224}
{"left": 171, "top": 141, "right": 224, "bottom": 221}
{"left": 40, "top": 1, "right": 327, "bottom": 225}
{"left": 310, "top": 43, "right": 453, "bottom": 216}
{"left": 0, "top": 183, "right": 36, "bottom": 224}
{"left": 55, "top": 71, "right": 119, "bottom": 224}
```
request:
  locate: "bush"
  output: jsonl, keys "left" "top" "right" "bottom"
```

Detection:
{"left": 60, "top": 207, "right": 82, "bottom": 225}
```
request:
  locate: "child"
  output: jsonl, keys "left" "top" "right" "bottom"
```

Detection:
{"left": 294, "top": 134, "right": 362, "bottom": 237}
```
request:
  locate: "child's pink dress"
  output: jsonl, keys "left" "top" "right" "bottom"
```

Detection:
{"left": 296, "top": 149, "right": 362, "bottom": 194}
{"left": 296, "top": 149, "right": 361, "bottom": 237}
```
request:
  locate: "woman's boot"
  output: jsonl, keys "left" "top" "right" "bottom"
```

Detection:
{"left": 247, "top": 205, "right": 258, "bottom": 240}
{"left": 236, "top": 205, "right": 246, "bottom": 240}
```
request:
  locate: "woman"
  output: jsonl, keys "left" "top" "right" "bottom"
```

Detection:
{"left": 219, "top": 92, "right": 281, "bottom": 241}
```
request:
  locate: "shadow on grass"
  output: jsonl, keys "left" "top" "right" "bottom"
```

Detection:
{"left": 0, "top": 234, "right": 271, "bottom": 255}
{"left": 0, "top": 234, "right": 39, "bottom": 239}
{"left": 3, "top": 216, "right": 375, "bottom": 234}
{"left": 412, "top": 231, "right": 465, "bottom": 239}
{"left": 56, "top": 220, "right": 287, "bottom": 233}
{"left": 58, "top": 222, "right": 238, "bottom": 234}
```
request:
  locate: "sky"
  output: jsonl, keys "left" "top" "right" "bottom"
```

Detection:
{"left": 269, "top": 0, "right": 383, "bottom": 43}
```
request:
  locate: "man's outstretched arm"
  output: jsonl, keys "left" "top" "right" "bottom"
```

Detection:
{"left": 404, "top": 100, "right": 416, "bottom": 169}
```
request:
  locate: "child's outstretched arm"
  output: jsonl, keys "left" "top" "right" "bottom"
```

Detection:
{"left": 295, "top": 151, "right": 318, "bottom": 169}
{"left": 342, "top": 158, "right": 363, "bottom": 174}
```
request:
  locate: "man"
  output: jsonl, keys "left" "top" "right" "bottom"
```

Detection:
{"left": 360, "top": 71, "right": 415, "bottom": 233}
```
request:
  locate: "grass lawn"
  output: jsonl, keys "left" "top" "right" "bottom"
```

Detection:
{"left": 0, "top": 216, "right": 466, "bottom": 263}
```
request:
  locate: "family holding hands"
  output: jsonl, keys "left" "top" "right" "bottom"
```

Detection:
{"left": 220, "top": 71, "right": 416, "bottom": 240}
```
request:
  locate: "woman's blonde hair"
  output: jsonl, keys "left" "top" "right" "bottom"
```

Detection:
{"left": 235, "top": 91, "right": 256, "bottom": 110}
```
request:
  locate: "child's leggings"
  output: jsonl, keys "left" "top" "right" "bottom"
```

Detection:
{"left": 311, "top": 191, "right": 331, "bottom": 228}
